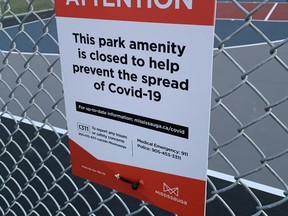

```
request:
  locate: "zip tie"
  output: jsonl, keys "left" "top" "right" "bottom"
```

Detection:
{"left": 115, "top": 174, "right": 143, "bottom": 190}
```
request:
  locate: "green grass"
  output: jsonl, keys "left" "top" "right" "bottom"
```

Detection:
{"left": 0, "top": 0, "right": 53, "bottom": 15}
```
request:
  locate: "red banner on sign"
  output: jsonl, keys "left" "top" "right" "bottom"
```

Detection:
{"left": 70, "top": 139, "right": 206, "bottom": 215}
{"left": 55, "top": 0, "right": 215, "bottom": 26}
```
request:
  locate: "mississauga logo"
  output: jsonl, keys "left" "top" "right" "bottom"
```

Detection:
{"left": 163, "top": 182, "right": 179, "bottom": 196}
{"left": 155, "top": 183, "right": 188, "bottom": 205}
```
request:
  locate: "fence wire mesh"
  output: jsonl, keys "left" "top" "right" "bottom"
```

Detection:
{"left": 0, "top": 0, "right": 288, "bottom": 215}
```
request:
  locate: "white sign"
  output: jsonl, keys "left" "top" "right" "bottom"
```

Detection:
{"left": 56, "top": 0, "right": 215, "bottom": 215}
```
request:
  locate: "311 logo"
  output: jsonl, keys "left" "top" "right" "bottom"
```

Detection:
{"left": 77, "top": 123, "right": 90, "bottom": 133}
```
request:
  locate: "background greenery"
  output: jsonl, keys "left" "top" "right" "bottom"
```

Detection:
{"left": 0, "top": 0, "right": 53, "bottom": 15}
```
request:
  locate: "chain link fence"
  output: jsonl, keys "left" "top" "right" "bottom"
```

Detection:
{"left": 0, "top": 0, "right": 288, "bottom": 215}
